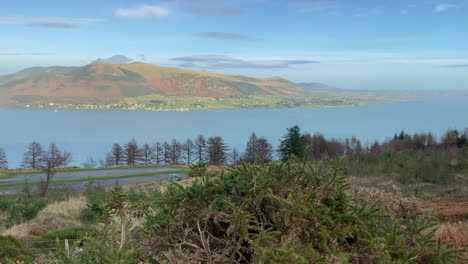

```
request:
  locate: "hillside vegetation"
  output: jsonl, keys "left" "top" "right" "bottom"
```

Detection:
{"left": 0, "top": 63, "right": 380, "bottom": 110}
{"left": 0, "top": 160, "right": 466, "bottom": 263}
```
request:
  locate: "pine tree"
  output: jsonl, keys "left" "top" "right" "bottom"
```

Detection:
{"left": 278, "top": 125, "right": 306, "bottom": 160}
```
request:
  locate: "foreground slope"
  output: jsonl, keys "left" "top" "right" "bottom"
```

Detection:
{"left": 0, "top": 62, "right": 375, "bottom": 110}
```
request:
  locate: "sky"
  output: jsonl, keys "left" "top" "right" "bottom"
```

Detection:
{"left": 0, "top": 0, "right": 467, "bottom": 90}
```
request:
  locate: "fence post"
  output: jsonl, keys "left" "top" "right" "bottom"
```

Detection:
{"left": 65, "top": 239, "right": 70, "bottom": 257}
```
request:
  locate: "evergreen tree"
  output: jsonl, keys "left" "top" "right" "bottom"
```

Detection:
{"left": 278, "top": 125, "right": 306, "bottom": 160}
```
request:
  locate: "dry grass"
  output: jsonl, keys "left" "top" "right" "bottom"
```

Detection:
{"left": 352, "top": 185, "right": 423, "bottom": 219}
{"left": 436, "top": 222, "right": 468, "bottom": 248}
{"left": 2, "top": 196, "right": 86, "bottom": 239}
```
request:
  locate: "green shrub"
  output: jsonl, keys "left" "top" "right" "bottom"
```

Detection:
{"left": 0, "top": 235, "right": 33, "bottom": 263}
{"left": 80, "top": 184, "right": 109, "bottom": 224}
{"left": 188, "top": 161, "right": 208, "bottom": 177}
{"left": 143, "top": 160, "right": 463, "bottom": 263}
{"left": 5, "top": 195, "right": 47, "bottom": 227}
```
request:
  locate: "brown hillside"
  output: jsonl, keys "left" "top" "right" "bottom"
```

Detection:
{"left": 0, "top": 62, "right": 306, "bottom": 106}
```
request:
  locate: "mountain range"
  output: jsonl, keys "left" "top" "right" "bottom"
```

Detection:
{"left": 0, "top": 62, "right": 373, "bottom": 110}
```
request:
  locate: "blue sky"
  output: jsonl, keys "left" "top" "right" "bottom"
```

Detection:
{"left": 1, "top": 0, "right": 467, "bottom": 90}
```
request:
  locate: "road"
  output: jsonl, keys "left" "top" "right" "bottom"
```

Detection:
{"left": 0, "top": 167, "right": 185, "bottom": 194}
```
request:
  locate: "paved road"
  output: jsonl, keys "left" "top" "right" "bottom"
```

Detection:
{"left": 0, "top": 167, "right": 179, "bottom": 183}
{"left": 0, "top": 167, "right": 185, "bottom": 194}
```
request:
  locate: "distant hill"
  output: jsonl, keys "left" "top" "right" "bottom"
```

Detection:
{"left": 91, "top": 55, "right": 134, "bottom": 64}
{"left": 297, "top": 82, "right": 345, "bottom": 92}
{"left": 1, "top": 62, "right": 345, "bottom": 109}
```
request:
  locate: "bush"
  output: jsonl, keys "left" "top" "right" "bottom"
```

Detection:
{"left": 188, "top": 161, "right": 208, "bottom": 177}
{"left": 143, "top": 160, "right": 463, "bottom": 263}
{"left": 345, "top": 149, "right": 461, "bottom": 185}
{"left": 80, "top": 184, "right": 109, "bottom": 224}
{"left": 0, "top": 235, "right": 33, "bottom": 263}
{"left": 4, "top": 195, "right": 47, "bottom": 227}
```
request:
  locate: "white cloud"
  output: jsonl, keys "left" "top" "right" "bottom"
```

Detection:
{"left": 115, "top": 5, "right": 171, "bottom": 18}
{"left": 433, "top": 3, "right": 457, "bottom": 13}
{"left": 400, "top": 9, "right": 408, "bottom": 15}
{"left": 0, "top": 16, "right": 101, "bottom": 28}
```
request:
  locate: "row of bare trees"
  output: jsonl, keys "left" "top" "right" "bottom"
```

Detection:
{"left": 103, "top": 133, "right": 274, "bottom": 167}
{"left": 105, "top": 135, "right": 231, "bottom": 166}
{"left": 3, "top": 127, "right": 465, "bottom": 171}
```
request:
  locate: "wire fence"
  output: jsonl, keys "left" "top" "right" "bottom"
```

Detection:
{"left": 25, "top": 238, "right": 81, "bottom": 254}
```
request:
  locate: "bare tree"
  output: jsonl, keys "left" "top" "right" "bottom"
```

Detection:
{"left": 163, "top": 141, "right": 171, "bottom": 164}
{"left": 207, "top": 136, "right": 228, "bottom": 165}
{"left": 182, "top": 138, "right": 195, "bottom": 164}
{"left": 154, "top": 142, "right": 163, "bottom": 164}
{"left": 195, "top": 135, "right": 207, "bottom": 162}
{"left": 169, "top": 139, "right": 182, "bottom": 164}
{"left": 230, "top": 147, "right": 240, "bottom": 165}
{"left": 256, "top": 138, "right": 273, "bottom": 162}
{"left": 243, "top": 133, "right": 273, "bottom": 163}
{"left": 40, "top": 143, "right": 72, "bottom": 195}
{"left": 124, "top": 139, "right": 141, "bottom": 166}
{"left": 22, "top": 141, "right": 44, "bottom": 169}
{"left": 108, "top": 143, "right": 124, "bottom": 167}
{"left": 82, "top": 156, "right": 97, "bottom": 168}
{"left": 0, "top": 148, "right": 7, "bottom": 169}
{"left": 141, "top": 143, "right": 155, "bottom": 165}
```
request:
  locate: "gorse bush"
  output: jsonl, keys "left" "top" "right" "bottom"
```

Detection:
{"left": 143, "top": 160, "right": 464, "bottom": 263}
{"left": 53, "top": 187, "right": 141, "bottom": 263}
{"left": 1, "top": 194, "right": 47, "bottom": 228}
{"left": 80, "top": 184, "right": 109, "bottom": 224}
{"left": 189, "top": 160, "right": 209, "bottom": 177}
{"left": 0, "top": 235, "right": 33, "bottom": 263}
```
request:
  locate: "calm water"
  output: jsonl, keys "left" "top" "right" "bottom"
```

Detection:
{"left": 1, "top": 96, "right": 467, "bottom": 168}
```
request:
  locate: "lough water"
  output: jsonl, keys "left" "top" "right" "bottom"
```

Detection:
{"left": 1, "top": 96, "right": 467, "bottom": 168}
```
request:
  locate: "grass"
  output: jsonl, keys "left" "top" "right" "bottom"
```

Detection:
{"left": 2, "top": 196, "right": 86, "bottom": 239}
{"left": 0, "top": 168, "right": 189, "bottom": 189}
{"left": 135, "top": 92, "right": 382, "bottom": 111}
